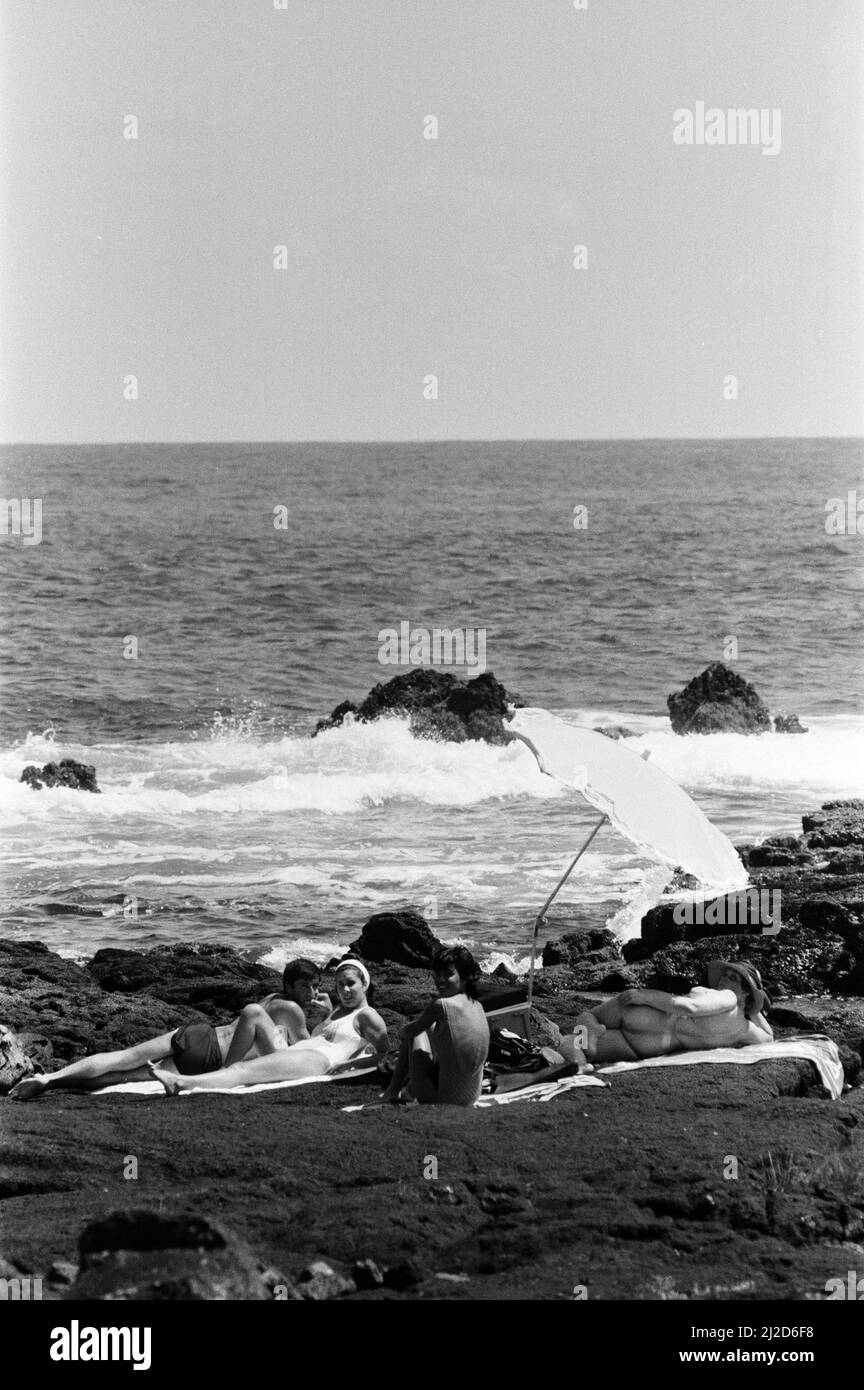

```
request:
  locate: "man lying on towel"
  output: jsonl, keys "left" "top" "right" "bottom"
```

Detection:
{"left": 9, "top": 957, "right": 332, "bottom": 1100}
{"left": 560, "top": 960, "right": 773, "bottom": 1068}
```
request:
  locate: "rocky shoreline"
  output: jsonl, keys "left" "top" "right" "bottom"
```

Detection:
{"left": 2, "top": 798, "right": 863, "bottom": 1300}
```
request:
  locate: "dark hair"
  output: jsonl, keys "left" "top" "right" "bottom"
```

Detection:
{"left": 432, "top": 945, "right": 481, "bottom": 999}
{"left": 282, "top": 958, "right": 321, "bottom": 992}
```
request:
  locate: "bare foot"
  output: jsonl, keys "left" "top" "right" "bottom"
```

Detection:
{"left": 147, "top": 1061, "right": 182, "bottom": 1095}
{"left": 8, "top": 1075, "right": 48, "bottom": 1102}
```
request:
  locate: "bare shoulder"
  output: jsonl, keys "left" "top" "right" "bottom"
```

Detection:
{"left": 357, "top": 1005, "right": 386, "bottom": 1027}
{"left": 264, "top": 998, "right": 304, "bottom": 1021}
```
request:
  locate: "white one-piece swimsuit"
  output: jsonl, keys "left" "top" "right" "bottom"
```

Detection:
{"left": 286, "top": 1007, "right": 372, "bottom": 1070}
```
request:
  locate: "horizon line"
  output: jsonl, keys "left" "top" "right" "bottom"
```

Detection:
{"left": 3, "top": 433, "right": 863, "bottom": 448}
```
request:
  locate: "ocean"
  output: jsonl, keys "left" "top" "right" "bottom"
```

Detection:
{"left": 1, "top": 439, "right": 862, "bottom": 971}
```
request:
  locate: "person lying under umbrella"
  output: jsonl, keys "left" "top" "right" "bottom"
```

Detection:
{"left": 559, "top": 960, "right": 773, "bottom": 1067}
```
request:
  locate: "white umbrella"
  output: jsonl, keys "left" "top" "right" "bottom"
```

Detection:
{"left": 508, "top": 708, "right": 748, "bottom": 1011}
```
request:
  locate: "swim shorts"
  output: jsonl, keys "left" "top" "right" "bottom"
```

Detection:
{"left": 170, "top": 1022, "right": 223, "bottom": 1075}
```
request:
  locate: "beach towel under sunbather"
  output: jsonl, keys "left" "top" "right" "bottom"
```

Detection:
{"left": 475, "top": 1036, "right": 844, "bottom": 1105}
{"left": 93, "top": 1066, "right": 379, "bottom": 1096}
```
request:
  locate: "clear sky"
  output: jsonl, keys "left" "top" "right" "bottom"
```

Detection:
{"left": 1, "top": 0, "right": 861, "bottom": 442}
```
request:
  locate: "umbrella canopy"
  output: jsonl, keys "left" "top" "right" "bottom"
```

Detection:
{"left": 509, "top": 708, "right": 748, "bottom": 892}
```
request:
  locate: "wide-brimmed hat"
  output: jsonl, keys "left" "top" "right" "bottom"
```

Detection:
{"left": 707, "top": 960, "right": 770, "bottom": 1013}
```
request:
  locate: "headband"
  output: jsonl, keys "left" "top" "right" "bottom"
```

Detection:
{"left": 334, "top": 958, "right": 370, "bottom": 990}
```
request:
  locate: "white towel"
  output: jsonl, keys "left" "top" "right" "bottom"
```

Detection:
{"left": 595, "top": 1035, "right": 844, "bottom": 1100}
{"left": 474, "top": 1074, "right": 609, "bottom": 1106}
{"left": 473, "top": 1036, "right": 844, "bottom": 1107}
{"left": 94, "top": 1066, "right": 378, "bottom": 1096}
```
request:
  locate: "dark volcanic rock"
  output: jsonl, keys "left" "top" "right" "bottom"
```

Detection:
{"left": 0, "top": 1025, "right": 34, "bottom": 1090}
{"left": 72, "top": 1210, "right": 270, "bottom": 1301}
{"left": 627, "top": 929, "right": 851, "bottom": 1000}
{"left": 368, "top": 962, "right": 440, "bottom": 1016}
{"left": 539, "top": 928, "right": 626, "bottom": 989}
{"left": 542, "top": 927, "right": 623, "bottom": 967}
{"left": 0, "top": 940, "right": 209, "bottom": 1080}
{"left": 742, "top": 837, "right": 815, "bottom": 869}
{"left": 314, "top": 669, "right": 522, "bottom": 744}
{"left": 773, "top": 713, "right": 808, "bottom": 734}
{"left": 20, "top": 759, "right": 100, "bottom": 792}
{"left": 348, "top": 910, "right": 442, "bottom": 969}
{"left": 633, "top": 891, "right": 780, "bottom": 956}
{"left": 667, "top": 663, "right": 772, "bottom": 735}
{"left": 769, "top": 995, "right": 864, "bottom": 1060}
{"left": 802, "top": 800, "right": 864, "bottom": 850}
{"left": 87, "top": 943, "right": 280, "bottom": 1015}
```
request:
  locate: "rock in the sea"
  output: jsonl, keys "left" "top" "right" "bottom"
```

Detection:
{"left": 19, "top": 759, "right": 100, "bottom": 792}
{"left": 72, "top": 1210, "right": 271, "bottom": 1301}
{"left": 314, "top": 669, "right": 522, "bottom": 744}
{"left": 349, "top": 910, "right": 442, "bottom": 969}
{"left": 802, "top": 800, "right": 864, "bottom": 850}
{"left": 667, "top": 663, "right": 772, "bottom": 735}
{"left": 742, "top": 836, "right": 815, "bottom": 869}
{"left": 593, "top": 725, "right": 637, "bottom": 740}
{"left": 542, "top": 927, "right": 621, "bottom": 967}
{"left": 632, "top": 892, "right": 781, "bottom": 956}
{"left": 773, "top": 712, "right": 808, "bottom": 734}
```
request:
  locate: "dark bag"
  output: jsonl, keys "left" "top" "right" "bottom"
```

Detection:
{"left": 485, "top": 1028, "right": 548, "bottom": 1074}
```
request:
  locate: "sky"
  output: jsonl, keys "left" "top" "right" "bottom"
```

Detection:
{"left": 1, "top": 0, "right": 862, "bottom": 442}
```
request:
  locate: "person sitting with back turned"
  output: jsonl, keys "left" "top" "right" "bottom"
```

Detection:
{"left": 558, "top": 960, "right": 773, "bottom": 1066}
{"left": 380, "top": 945, "right": 490, "bottom": 1107}
{"left": 8, "top": 957, "right": 329, "bottom": 1100}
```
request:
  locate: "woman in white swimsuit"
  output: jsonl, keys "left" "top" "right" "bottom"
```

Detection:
{"left": 149, "top": 960, "right": 388, "bottom": 1093}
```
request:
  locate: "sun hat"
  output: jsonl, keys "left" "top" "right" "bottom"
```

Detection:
{"left": 707, "top": 960, "right": 770, "bottom": 1013}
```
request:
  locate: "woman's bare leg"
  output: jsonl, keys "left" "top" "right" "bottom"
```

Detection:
{"left": 407, "top": 1033, "right": 439, "bottom": 1105}
{"left": 589, "top": 1029, "right": 642, "bottom": 1062}
{"left": 9, "top": 1031, "right": 177, "bottom": 1100}
{"left": 148, "top": 1046, "right": 328, "bottom": 1094}
{"left": 380, "top": 1035, "right": 412, "bottom": 1101}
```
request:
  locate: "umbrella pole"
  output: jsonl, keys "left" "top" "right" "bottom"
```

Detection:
{"left": 525, "top": 813, "right": 608, "bottom": 1030}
